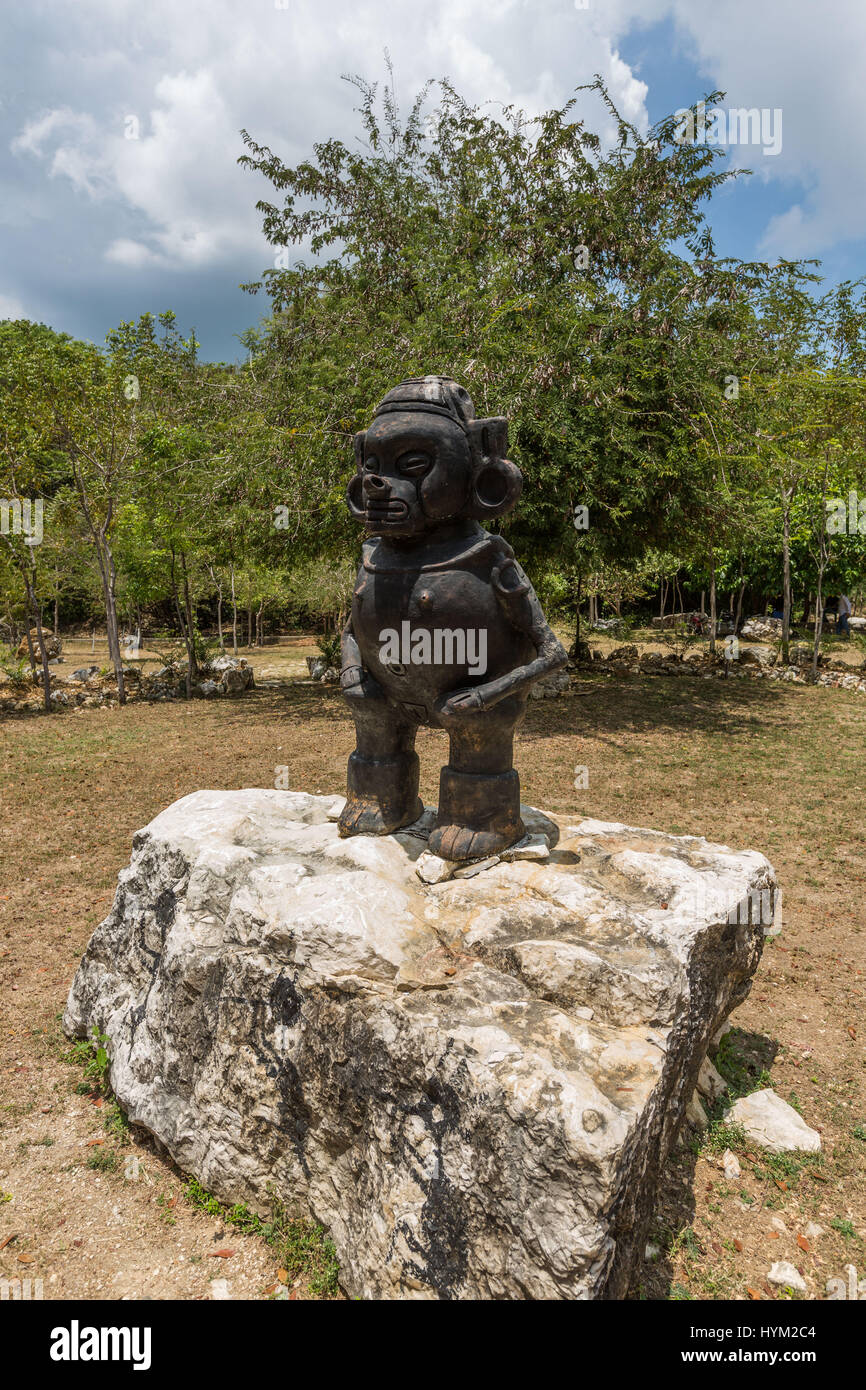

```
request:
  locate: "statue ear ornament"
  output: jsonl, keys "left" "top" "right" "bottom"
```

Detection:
{"left": 345, "top": 431, "right": 367, "bottom": 519}
{"left": 465, "top": 417, "right": 523, "bottom": 520}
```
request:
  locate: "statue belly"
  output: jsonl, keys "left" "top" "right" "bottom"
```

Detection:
{"left": 353, "top": 565, "right": 517, "bottom": 709}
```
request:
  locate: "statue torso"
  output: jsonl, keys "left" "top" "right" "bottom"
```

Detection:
{"left": 351, "top": 527, "right": 534, "bottom": 714}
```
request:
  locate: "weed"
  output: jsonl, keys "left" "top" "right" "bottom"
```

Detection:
{"left": 700, "top": 1120, "right": 749, "bottom": 1157}
{"left": 103, "top": 1101, "right": 131, "bottom": 1143}
{"left": 87, "top": 1148, "right": 119, "bottom": 1172}
{"left": 830, "top": 1216, "right": 858, "bottom": 1241}
{"left": 182, "top": 1178, "right": 339, "bottom": 1296}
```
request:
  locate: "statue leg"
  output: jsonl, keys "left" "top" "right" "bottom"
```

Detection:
{"left": 428, "top": 702, "right": 525, "bottom": 862}
{"left": 339, "top": 697, "right": 422, "bottom": 838}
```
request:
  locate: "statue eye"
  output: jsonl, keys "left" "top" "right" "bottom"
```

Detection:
{"left": 363, "top": 455, "right": 379, "bottom": 472}
{"left": 397, "top": 451, "right": 431, "bottom": 478}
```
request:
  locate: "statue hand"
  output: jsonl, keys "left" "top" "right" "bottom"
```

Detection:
{"left": 434, "top": 686, "right": 486, "bottom": 725}
{"left": 340, "top": 666, "right": 383, "bottom": 701}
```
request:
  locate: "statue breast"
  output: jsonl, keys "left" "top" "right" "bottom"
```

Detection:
{"left": 352, "top": 556, "right": 532, "bottom": 705}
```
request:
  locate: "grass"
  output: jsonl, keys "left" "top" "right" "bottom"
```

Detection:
{"left": 2, "top": 656, "right": 864, "bottom": 1300}
{"left": 830, "top": 1216, "right": 859, "bottom": 1242}
{"left": 183, "top": 1177, "right": 340, "bottom": 1297}
{"left": 86, "top": 1148, "right": 120, "bottom": 1172}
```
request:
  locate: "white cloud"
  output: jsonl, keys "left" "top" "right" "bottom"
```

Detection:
{"left": 7, "top": 0, "right": 653, "bottom": 272}
{"left": 650, "top": 0, "right": 866, "bottom": 258}
{"left": 6, "top": 0, "right": 866, "bottom": 281}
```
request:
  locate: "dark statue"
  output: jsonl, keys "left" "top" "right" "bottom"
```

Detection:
{"left": 339, "top": 376, "right": 567, "bottom": 862}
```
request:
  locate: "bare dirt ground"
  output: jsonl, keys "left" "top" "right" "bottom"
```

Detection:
{"left": 1, "top": 646, "right": 864, "bottom": 1301}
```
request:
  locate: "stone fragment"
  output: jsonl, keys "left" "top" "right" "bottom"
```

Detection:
{"left": 697, "top": 1055, "right": 727, "bottom": 1103}
{"left": 499, "top": 833, "right": 550, "bottom": 862}
{"left": 709, "top": 1019, "right": 733, "bottom": 1051}
{"left": 452, "top": 855, "right": 500, "bottom": 878}
{"left": 767, "top": 1261, "right": 806, "bottom": 1293}
{"left": 686, "top": 1091, "right": 708, "bottom": 1130}
{"left": 415, "top": 851, "right": 454, "bottom": 884}
{"left": 726, "top": 1089, "right": 821, "bottom": 1154}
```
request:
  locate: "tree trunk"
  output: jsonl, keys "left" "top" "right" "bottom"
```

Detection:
{"left": 22, "top": 564, "right": 52, "bottom": 712}
{"left": 23, "top": 622, "right": 37, "bottom": 676}
{"left": 811, "top": 463, "right": 831, "bottom": 683}
{"left": 169, "top": 552, "right": 193, "bottom": 698}
{"left": 734, "top": 575, "right": 746, "bottom": 634}
{"left": 100, "top": 540, "right": 126, "bottom": 704}
{"left": 207, "top": 565, "right": 224, "bottom": 650}
{"left": 180, "top": 552, "right": 199, "bottom": 687}
{"left": 230, "top": 565, "right": 238, "bottom": 656}
{"left": 247, "top": 606, "right": 253, "bottom": 648}
{"left": 573, "top": 571, "right": 583, "bottom": 653}
{"left": 708, "top": 559, "right": 717, "bottom": 658}
{"left": 781, "top": 490, "right": 793, "bottom": 666}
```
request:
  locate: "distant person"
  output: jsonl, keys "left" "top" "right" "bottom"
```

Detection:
{"left": 838, "top": 593, "right": 853, "bottom": 636}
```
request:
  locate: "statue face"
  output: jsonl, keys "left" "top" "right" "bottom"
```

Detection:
{"left": 357, "top": 412, "right": 472, "bottom": 538}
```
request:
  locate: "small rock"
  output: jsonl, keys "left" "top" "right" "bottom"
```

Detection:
{"left": 573, "top": 1006, "right": 594, "bottom": 1021}
{"left": 645, "top": 1242, "right": 660, "bottom": 1261}
{"left": 453, "top": 855, "right": 500, "bottom": 879}
{"left": 686, "top": 1090, "right": 708, "bottom": 1129}
{"left": 415, "top": 852, "right": 454, "bottom": 884}
{"left": 529, "top": 669, "right": 570, "bottom": 699}
{"left": 209, "top": 1279, "right": 231, "bottom": 1300}
{"left": 709, "top": 1019, "right": 733, "bottom": 1051}
{"left": 769, "top": 1216, "right": 788, "bottom": 1236}
{"left": 697, "top": 1055, "right": 727, "bottom": 1103}
{"left": 499, "top": 833, "right": 550, "bottom": 862}
{"left": 726, "top": 1089, "right": 821, "bottom": 1154}
{"left": 803, "top": 1222, "right": 825, "bottom": 1241}
{"left": 766, "top": 1261, "right": 806, "bottom": 1293}
{"left": 606, "top": 644, "right": 639, "bottom": 664}
{"left": 722, "top": 1149, "right": 740, "bottom": 1180}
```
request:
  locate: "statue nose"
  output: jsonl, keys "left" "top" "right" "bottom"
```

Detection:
{"left": 363, "top": 473, "right": 389, "bottom": 497}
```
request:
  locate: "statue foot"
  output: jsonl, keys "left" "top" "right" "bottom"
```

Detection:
{"left": 340, "top": 750, "right": 421, "bottom": 838}
{"left": 427, "top": 822, "right": 520, "bottom": 863}
{"left": 431, "top": 765, "right": 524, "bottom": 862}
{"left": 339, "top": 794, "right": 423, "bottom": 838}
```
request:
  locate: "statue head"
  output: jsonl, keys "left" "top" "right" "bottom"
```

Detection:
{"left": 346, "top": 376, "right": 523, "bottom": 539}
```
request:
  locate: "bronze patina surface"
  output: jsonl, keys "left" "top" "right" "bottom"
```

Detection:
{"left": 339, "top": 376, "right": 567, "bottom": 862}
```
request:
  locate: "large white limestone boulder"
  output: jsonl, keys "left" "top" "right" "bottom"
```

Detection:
{"left": 64, "top": 789, "right": 775, "bottom": 1300}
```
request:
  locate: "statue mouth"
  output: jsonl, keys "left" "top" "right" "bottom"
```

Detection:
{"left": 365, "top": 499, "right": 410, "bottom": 524}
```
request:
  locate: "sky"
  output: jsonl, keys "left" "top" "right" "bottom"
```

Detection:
{"left": 2, "top": 0, "right": 864, "bottom": 362}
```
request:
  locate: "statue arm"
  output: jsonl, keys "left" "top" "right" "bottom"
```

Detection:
{"left": 340, "top": 582, "right": 384, "bottom": 699}
{"left": 458, "top": 559, "right": 567, "bottom": 711}
{"left": 340, "top": 616, "right": 364, "bottom": 688}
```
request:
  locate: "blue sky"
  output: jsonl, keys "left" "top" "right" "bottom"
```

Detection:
{"left": 2, "top": 0, "right": 864, "bottom": 361}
